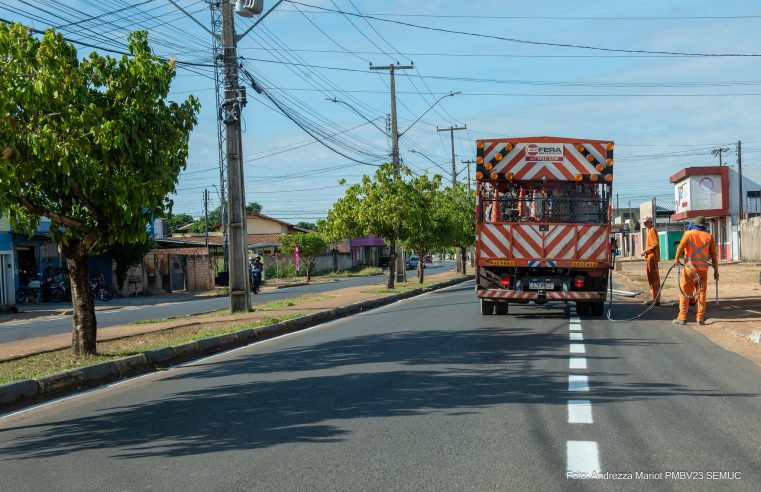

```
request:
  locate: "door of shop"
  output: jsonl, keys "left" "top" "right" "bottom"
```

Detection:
{"left": 0, "top": 253, "right": 12, "bottom": 305}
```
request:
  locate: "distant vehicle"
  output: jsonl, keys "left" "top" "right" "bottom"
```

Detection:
{"left": 406, "top": 256, "right": 425, "bottom": 270}
{"left": 424, "top": 255, "right": 432, "bottom": 264}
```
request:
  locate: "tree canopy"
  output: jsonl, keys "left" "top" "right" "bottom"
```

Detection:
{"left": 279, "top": 231, "right": 327, "bottom": 282}
{"left": 0, "top": 24, "right": 199, "bottom": 355}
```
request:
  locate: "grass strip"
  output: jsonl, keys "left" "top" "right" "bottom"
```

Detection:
{"left": 0, "top": 313, "right": 303, "bottom": 385}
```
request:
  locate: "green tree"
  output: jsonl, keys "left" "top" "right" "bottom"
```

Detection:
{"left": 279, "top": 232, "right": 327, "bottom": 282}
{"left": 0, "top": 24, "right": 199, "bottom": 355}
{"left": 246, "top": 201, "right": 262, "bottom": 214}
{"left": 166, "top": 212, "right": 194, "bottom": 234}
{"left": 296, "top": 221, "right": 317, "bottom": 231}
{"left": 322, "top": 163, "right": 426, "bottom": 289}
{"left": 440, "top": 183, "right": 476, "bottom": 274}
{"left": 403, "top": 174, "right": 444, "bottom": 283}
{"left": 103, "top": 238, "right": 157, "bottom": 290}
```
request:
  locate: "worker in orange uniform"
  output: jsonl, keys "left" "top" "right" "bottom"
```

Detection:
{"left": 640, "top": 216, "right": 661, "bottom": 305}
{"left": 672, "top": 216, "right": 719, "bottom": 325}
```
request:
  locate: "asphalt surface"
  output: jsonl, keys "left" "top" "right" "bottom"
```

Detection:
{"left": 1, "top": 281, "right": 759, "bottom": 490}
{"left": 0, "top": 265, "right": 447, "bottom": 345}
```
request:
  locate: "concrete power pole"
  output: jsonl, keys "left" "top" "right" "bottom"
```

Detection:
{"left": 438, "top": 125, "right": 466, "bottom": 272}
{"left": 221, "top": 1, "right": 250, "bottom": 312}
{"left": 461, "top": 160, "right": 474, "bottom": 191}
{"left": 370, "top": 64, "right": 413, "bottom": 283}
{"left": 438, "top": 125, "right": 467, "bottom": 187}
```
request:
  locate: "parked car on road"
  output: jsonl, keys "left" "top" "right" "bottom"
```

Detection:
{"left": 406, "top": 256, "right": 425, "bottom": 270}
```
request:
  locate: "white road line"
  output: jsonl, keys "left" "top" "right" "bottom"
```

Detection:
{"left": 570, "top": 317, "right": 581, "bottom": 323}
{"left": 567, "top": 441, "right": 601, "bottom": 474}
{"left": 570, "top": 343, "right": 585, "bottom": 354}
{"left": 569, "top": 323, "right": 582, "bottom": 331}
{"left": 569, "top": 357, "right": 587, "bottom": 369}
{"left": 570, "top": 332, "right": 584, "bottom": 341}
{"left": 568, "top": 375, "right": 590, "bottom": 392}
{"left": 568, "top": 400, "right": 593, "bottom": 424}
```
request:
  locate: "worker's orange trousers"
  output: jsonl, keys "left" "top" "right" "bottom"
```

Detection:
{"left": 645, "top": 258, "right": 661, "bottom": 303}
{"left": 678, "top": 267, "right": 709, "bottom": 322}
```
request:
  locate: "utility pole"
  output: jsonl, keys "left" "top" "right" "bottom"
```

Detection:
{"left": 438, "top": 125, "right": 467, "bottom": 186}
{"left": 461, "top": 160, "right": 474, "bottom": 191}
{"left": 712, "top": 147, "right": 729, "bottom": 166}
{"left": 204, "top": 189, "right": 210, "bottom": 257}
{"left": 221, "top": 1, "right": 250, "bottom": 312}
{"left": 737, "top": 140, "right": 744, "bottom": 220}
{"left": 438, "top": 125, "right": 466, "bottom": 272}
{"left": 370, "top": 63, "right": 413, "bottom": 283}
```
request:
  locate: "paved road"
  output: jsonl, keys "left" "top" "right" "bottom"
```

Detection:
{"left": 0, "top": 263, "right": 451, "bottom": 345}
{"left": 1, "top": 281, "right": 759, "bottom": 490}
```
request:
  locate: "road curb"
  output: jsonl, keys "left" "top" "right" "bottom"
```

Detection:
{"left": 0, "top": 275, "right": 473, "bottom": 413}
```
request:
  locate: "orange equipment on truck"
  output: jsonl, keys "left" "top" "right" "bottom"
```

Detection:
{"left": 474, "top": 136, "right": 614, "bottom": 316}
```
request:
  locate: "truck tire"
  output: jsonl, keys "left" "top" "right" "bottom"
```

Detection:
{"left": 495, "top": 302, "right": 509, "bottom": 315}
{"left": 480, "top": 299, "right": 494, "bottom": 315}
{"left": 576, "top": 301, "right": 590, "bottom": 316}
{"left": 591, "top": 301, "right": 605, "bottom": 316}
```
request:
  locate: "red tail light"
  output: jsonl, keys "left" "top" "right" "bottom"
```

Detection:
{"left": 574, "top": 276, "right": 585, "bottom": 288}
{"left": 500, "top": 277, "right": 511, "bottom": 288}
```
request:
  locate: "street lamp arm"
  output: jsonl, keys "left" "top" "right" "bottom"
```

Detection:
{"left": 327, "top": 97, "right": 389, "bottom": 136}
{"left": 399, "top": 91, "right": 460, "bottom": 137}
{"left": 410, "top": 149, "right": 450, "bottom": 175}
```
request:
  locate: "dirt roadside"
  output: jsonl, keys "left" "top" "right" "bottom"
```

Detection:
{"left": 0, "top": 271, "right": 462, "bottom": 362}
{"left": 614, "top": 259, "right": 761, "bottom": 367}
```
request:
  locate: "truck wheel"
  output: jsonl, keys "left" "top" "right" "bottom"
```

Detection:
{"left": 480, "top": 299, "right": 494, "bottom": 315}
{"left": 576, "top": 301, "right": 590, "bottom": 316}
{"left": 495, "top": 302, "right": 509, "bottom": 315}
{"left": 591, "top": 301, "right": 605, "bottom": 316}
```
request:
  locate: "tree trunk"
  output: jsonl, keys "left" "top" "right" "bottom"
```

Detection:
{"left": 459, "top": 245, "right": 467, "bottom": 275}
{"left": 306, "top": 261, "right": 312, "bottom": 282}
{"left": 455, "top": 246, "right": 462, "bottom": 273}
{"left": 387, "top": 234, "right": 396, "bottom": 289}
{"left": 60, "top": 240, "right": 97, "bottom": 356}
{"left": 418, "top": 261, "right": 424, "bottom": 283}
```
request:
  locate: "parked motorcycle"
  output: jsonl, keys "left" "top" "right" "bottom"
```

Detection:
{"left": 42, "top": 270, "right": 69, "bottom": 302}
{"left": 90, "top": 274, "right": 114, "bottom": 301}
{"left": 15, "top": 277, "right": 42, "bottom": 304}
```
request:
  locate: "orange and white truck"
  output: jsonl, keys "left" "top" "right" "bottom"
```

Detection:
{"left": 474, "top": 136, "right": 614, "bottom": 316}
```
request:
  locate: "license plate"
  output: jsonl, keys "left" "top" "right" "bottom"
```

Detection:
{"left": 529, "top": 282, "right": 553, "bottom": 290}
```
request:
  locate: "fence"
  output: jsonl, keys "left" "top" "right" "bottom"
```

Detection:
{"left": 739, "top": 216, "right": 761, "bottom": 261}
{"left": 263, "top": 252, "right": 353, "bottom": 280}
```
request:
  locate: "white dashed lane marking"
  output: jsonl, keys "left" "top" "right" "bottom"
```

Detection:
{"left": 569, "top": 357, "right": 587, "bottom": 369}
{"left": 567, "top": 441, "right": 601, "bottom": 473}
{"left": 570, "top": 332, "right": 583, "bottom": 341}
{"left": 568, "top": 375, "right": 590, "bottom": 392}
{"left": 570, "top": 343, "right": 585, "bottom": 354}
{"left": 568, "top": 400, "right": 593, "bottom": 424}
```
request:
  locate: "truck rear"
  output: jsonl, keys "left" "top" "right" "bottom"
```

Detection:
{"left": 474, "top": 137, "right": 614, "bottom": 316}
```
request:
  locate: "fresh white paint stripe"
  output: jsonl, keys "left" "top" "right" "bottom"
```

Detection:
{"left": 570, "top": 332, "right": 584, "bottom": 341}
{"left": 568, "top": 400, "right": 593, "bottom": 423}
{"left": 570, "top": 343, "right": 585, "bottom": 353}
{"left": 570, "top": 317, "right": 580, "bottom": 323}
{"left": 568, "top": 375, "right": 590, "bottom": 392}
{"left": 569, "top": 323, "right": 582, "bottom": 331}
{"left": 569, "top": 357, "right": 587, "bottom": 369}
{"left": 567, "top": 441, "right": 601, "bottom": 474}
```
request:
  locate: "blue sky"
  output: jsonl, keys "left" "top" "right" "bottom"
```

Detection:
{"left": 3, "top": 0, "right": 761, "bottom": 223}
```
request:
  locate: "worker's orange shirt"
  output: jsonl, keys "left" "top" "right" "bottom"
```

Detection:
{"left": 675, "top": 229, "right": 717, "bottom": 273}
{"left": 644, "top": 227, "right": 660, "bottom": 262}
